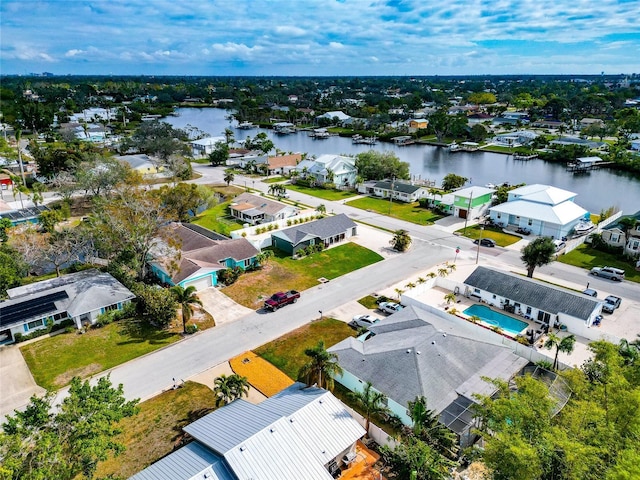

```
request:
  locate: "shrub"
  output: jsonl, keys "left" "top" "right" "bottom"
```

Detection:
{"left": 218, "top": 267, "right": 242, "bottom": 285}
{"left": 185, "top": 324, "right": 198, "bottom": 334}
{"left": 241, "top": 231, "right": 247, "bottom": 237}
{"left": 287, "top": 219, "right": 292, "bottom": 226}
{"left": 13, "top": 332, "right": 23, "bottom": 343}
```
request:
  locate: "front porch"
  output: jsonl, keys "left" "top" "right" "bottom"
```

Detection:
{"left": 337, "top": 440, "right": 385, "bottom": 480}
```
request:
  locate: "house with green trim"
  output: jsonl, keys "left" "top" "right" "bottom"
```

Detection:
{"left": 271, "top": 214, "right": 357, "bottom": 256}
{"left": 150, "top": 223, "right": 260, "bottom": 291}
{"left": 431, "top": 186, "right": 494, "bottom": 219}
{"left": 370, "top": 181, "right": 429, "bottom": 203}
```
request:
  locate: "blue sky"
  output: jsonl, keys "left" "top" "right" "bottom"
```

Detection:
{"left": 1, "top": 0, "right": 639, "bottom": 76}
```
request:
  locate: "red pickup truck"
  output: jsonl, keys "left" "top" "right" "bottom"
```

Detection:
{"left": 264, "top": 290, "right": 300, "bottom": 311}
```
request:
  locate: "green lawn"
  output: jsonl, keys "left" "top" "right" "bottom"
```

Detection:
{"left": 455, "top": 224, "right": 522, "bottom": 247}
{"left": 20, "top": 321, "right": 181, "bottom": 390}
{"left": 347, "top": 196, "right": 443, "bottom": 225}
{"left": 192, "top": 201, "right": 244, "bottom": 236}
{"left": 286, "top": 184, "right": 358, "bottom": 201}
{"left": 558, "top": 244, "right": 640, "bottom": 283}
{"left": 262, "top": 176, "right": 287, "bottom": 183}
{"left": 96, "top": 381, "right": 216, "bottom": 479}
{"left": 255, "top": 318, "right": 354, "bottom": 380}
{"left": 223, "top": 243, "right": 384, "bottom": 308}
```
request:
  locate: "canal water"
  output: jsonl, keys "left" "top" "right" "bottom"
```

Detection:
{"left": 167, "top": 108, "right": 640, "bottom": 214}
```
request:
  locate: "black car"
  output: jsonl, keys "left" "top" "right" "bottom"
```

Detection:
{"left": 473, "top": 238, "right": 496, "bottom": 247}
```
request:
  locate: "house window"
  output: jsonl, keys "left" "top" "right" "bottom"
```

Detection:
{"left": 474, "top": 288, "right": 480, "bottom": 294}
{"left": 28, "top": 319, "right": 44, "bottom": 329}
{"left": 526, "top": 306, "right": 532, "bottom": 315}
{"left": 528, "top": 219, "right": 533, "bottom": 226}
{"left": 631, "top": 240, "right": 640, "bottom": 250}
{"left": 611, "top": 234, "right": 619, "bottom": 242}
{"left": 53, "top": 312, "right": 68, "bottom": 321}
{"left": 104, "top": 304, "right": 119, "bottom": 312}
{"left": 492, "top": 294, "right": 497, "bottom": 299}
{"left": 497, "top": 213, "right": 501, "bottom": 219}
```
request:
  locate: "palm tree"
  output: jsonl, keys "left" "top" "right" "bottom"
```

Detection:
{"left": 315, "top": 204, "right": 327, "bottom": 215}
{"left": 443, "top": 292, "right": 457, "bottom": 305}
{"left": 324, "top": 167, "right": 335, "bottom": 183}
{"left": 223, "top": 171, "right": 234, "bottom": 186}
{"left": 213, "top": 374, "right": 249, "bottom": 407}
{"left": 544, "top": 333, "right": 576, "bottom": 370}
{"left": 426, "top": 272, "right": 437, "bottom": 279}
{"left": 390, "top": 229, "right": 411, "bottom": 252}
{"left": 170, "top": 285, "right": 203, "bottom": 334}
{"left": 245, "top": 159, "right": 257, "bottom": 173}
{"left": 437, "top": 268, "right": 449, "bottom": 278}
{"left": 405, "top": 282, "right": 416, "bottom": 290}
{"left": 256, "top": 249, "right": 274, "bottom": 266}
{"left": 349, "top": 381, "right": 390, "bottom": 436}
{"left": 416, "top": 277, "right": 426, "bottom": 285}
{"left": 446, "top": 263, "right": 456, "bottom": 273}
{"left": 15, "top": 129, "right": 26, "bottom": 186}
{"left": 394, "top": 288, "right": 405, "bottom": 300}
{"left": 298, "top": 340, "right": 343, "bottom": 391}
{"left": 223, "top": 127, "right": 234, "bottom": 145}
{"left": 407, "top": 396, "right": 459, "bottom": 459}
{"left": 268, "top": 184, "right": 285, "bottom": 197}
{"left": 468, "top": 315, "right": 481, "bottom": 324}
{"left": 427, "top": 187, "right": 442, "bottom": 208}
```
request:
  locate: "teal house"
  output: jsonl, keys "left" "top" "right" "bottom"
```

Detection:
{"left": 271, "top": 214, "right": 357, "bottom": 256}
{"left": 150, "top": 223, "right": 260, "bottom": 291}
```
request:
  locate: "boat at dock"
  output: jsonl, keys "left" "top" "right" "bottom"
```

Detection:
{"left": 573, "top": 220, "right": 595, "bottom": 236}
{"left": 352, "top": 134, "right": 377, "bottom": 145}
{"left": 237, "top": 121, "right": 256, "bottom": 129}
{"left": 450, "top": 141, "right": 480, "bottom": 152}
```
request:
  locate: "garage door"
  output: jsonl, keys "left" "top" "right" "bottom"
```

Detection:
{"left": 183, "top": 276, "right": 212, "bottom": 291}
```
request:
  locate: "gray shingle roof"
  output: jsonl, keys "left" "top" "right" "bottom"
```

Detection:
{"left": 329, "top": 305, "right": 528, "bottom": 414}
{"left": 373, "top": 181, "right": 422, "bottom": 194}
{"left": 272, "top": 213, "right": 356, "bottom": 246}
{"left": 463, "top": 266, "right": 599, "bottom": 321}
{"left": 231, "top": 192, "right": 291, "bottom": 216}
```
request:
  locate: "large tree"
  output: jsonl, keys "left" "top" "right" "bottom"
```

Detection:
{"left": 355, "top": 150, "right": 409, "bottom": 181}
{"left": 441, "top": 173, "right": 468, "bottom": 191}
{"left": 154, "top": 183, "right": 214, "bottom": 222}
{"left": 390, "top": 229, "right": 412, "bottom": 252}
{"left": 521, "top": 236, "right": 556, "bottom": 278}
{"left": 0, "top": 376, "right": 139, "bottom": 480}
{"left": 124, "top": 121, "right": 188, "bottom": 160}
{"left": 298, "top": 340, "right": 343, "bottom": 391}
{"left": 0, "top": 247, "right": 27, "bottom": 299}
{"left": 544, "top": 333, "right": 576, "bottom": 371}
{"left": 381, "top": 436, "right": 454, "bottom": 480}
{"left": 348, "top": 381, "right": 390, "bottom": 436}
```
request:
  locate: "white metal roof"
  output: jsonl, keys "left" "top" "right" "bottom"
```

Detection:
{"left": 490, "top": 199, "right": 587, "bottom": 225}
{"left": 191, "top": 136, "right": 226, "bottom": 147}
{"left": 453, "top": 185, "right": 495, "bottom": 198}
{"left": 508, "top": 184, "right": 577, "bottom": 206}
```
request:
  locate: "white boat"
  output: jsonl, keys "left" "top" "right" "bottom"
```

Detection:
{"left": 237, "top": 121, "right": 256, "bottom": 129}
{"left": 574, "top": 220, "right": 595, "bottom": 236}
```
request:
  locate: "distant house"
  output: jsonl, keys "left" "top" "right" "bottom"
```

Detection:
{"left": 226, "top": 151, "right": 267, "bottom": 169}
{"left": 329, "top": 305, "right": 529, "bottom": 446}
{"left": 493, "top": 130, "right": 538, "bottom": 146}
{"left": 316, "top": 111, "right": 351, "bottom": 122}
{"left": 630, "top": 139, "right": 640, "bottom": 151}
{"left": 150, "top": 223, "right": 259, "bottom": 291}
{"left": 266, "top": 153, "right": 302, "bottom": 175}
{"left": 601, "top": 211, "right": 640, "bottom": 257}
{"left": 579, "top": 118, "right": 605, "bottom": 130}
{"left": 114, "top": 154, "right": 163, "bottom": 175}
{"left": 228, "top": 192, "right": 298, "bottom": 225}
{"left": 488, "top": 184, "right": 589, "bottom": 239}
{"left": 463, "top": 266, "right": 603, "bottom": 333}
{"left": 502, "top": 111, "right": 530, "bottom": 122}
{"left": 271, "top": 214, "right": 357, "bottom": 255}
{"left": 467, "top": 113, "right": 494, "bottom": 125}
{"left": 549, "top": 136, "right": 605, "bottom": 150}
{"left": 491, "top": 117, "right": 520, "bottom": 126}
{"left": 130, "top": 383, "right": 366, "bottom": 480}
{"left": 408, "top": 119, "right": 428, "bottom": 132}
{"left": 0, "top": 270, "right": 135, "bottom": 343}
{"left": 0, "top": 205, "right": 49, "bottom": 226}
{"left": 531, "top": 119, "right": 566, "bottom": 129}
{"left": 295, "top": 154, "right": 357, "bottom": 187}
{"left": 190, "top": 136, "right": 226, "bottom": 157}
{"left": 370, "top": 181, "right": 429, "bottom": 203}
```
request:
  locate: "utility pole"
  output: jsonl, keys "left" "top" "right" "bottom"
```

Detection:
{"left": 388, "top": 176, "right": 395, "bottom": 214}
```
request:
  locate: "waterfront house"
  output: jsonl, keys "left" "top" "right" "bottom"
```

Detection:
{"left": 228, "top": 192, "right": 298, "bottom": 225}
{"left": 130, "top": 383, "right": 366, "bottom": 480}
{"left": 114, "top": 154, "right": 163, "bottom": 176}
{"left": 488, "top": 184, "right": 589, "bottom": 239}
{"left": 328, "top": 305, "right": 529, "bottom": 446}
{"left": 492, "top": 130, "right": 538, "bottom": 146}
{"left": 266, "top": 153, "right": 302, "bottom": 175}
{"left": 549, "top": 136, "right": 605, "bottom": 150}
{"left": 316, "top": 110, "right": 351, "bottom": 123}
{"left": 150, "top": 223, "right": 259, "bottom": 291}
{"left": 0, "top": 269, "right": 135, "bottom": 343}
{"left": 294, "top": 154, "right": 357, "bottom": 187}
{"left": 450, "top": 186, "right": 495, "bottom": 219}
{"left": 271, "top": 214, "right": 357, "bottom": 256}
{"left": 601, "top": 211, "right": 640, "bottom": 257}
{"left": 408, "top": 118, "right": 429, "bottom": 132}
{"left": 370, "top": 180, "right": 429, "bottom": 203}
{"left": 190, "top": 136, "right": 226, "bottom": 157}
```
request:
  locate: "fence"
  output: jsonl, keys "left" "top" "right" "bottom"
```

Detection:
{"left": 342, "top": 404, "right": 399, "bottom": 449}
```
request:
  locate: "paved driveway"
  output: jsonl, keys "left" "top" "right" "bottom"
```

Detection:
{"left": 197, "top": 286, "right": 254, "bottom": 325}
{"left": 0, "top": 346, "right": 45, "bottom": 419}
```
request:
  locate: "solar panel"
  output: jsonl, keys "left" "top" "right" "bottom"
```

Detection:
{"left": 0, "top": 290, "right": 69, "bottom": 328}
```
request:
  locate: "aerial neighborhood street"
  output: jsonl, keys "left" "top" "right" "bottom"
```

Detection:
{"left": 1, "top": 70, "right": 640, "bottom": 479}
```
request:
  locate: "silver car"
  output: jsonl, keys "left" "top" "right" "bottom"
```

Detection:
{"left": 378, "top": 302, "right": 404, "bottom": 315}
{"left": 349, "top": 314, "right": 381, "bottom": 329}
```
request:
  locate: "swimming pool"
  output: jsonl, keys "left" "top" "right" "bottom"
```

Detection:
{"left": 463, "top": 305, "right": 528, "bottom": 336}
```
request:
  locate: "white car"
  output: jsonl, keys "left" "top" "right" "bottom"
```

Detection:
{"left": 349, "top": 314, "right": 381, "bottom": 329}
{"left": 378, "top": 302, "right": 404, "bottom": 315}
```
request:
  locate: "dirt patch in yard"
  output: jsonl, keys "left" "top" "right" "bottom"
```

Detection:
{"left": 54, "top": 363, "right": 103, "bottom": 388}
{"left": 222, "top": 263, "right": 300, "bottom": 309}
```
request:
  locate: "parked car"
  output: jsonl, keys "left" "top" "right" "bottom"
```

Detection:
{"left": 583, "top": 288, "right": 598, "bottom": 297}
{"left": 473, "top": 238, "right": 496, "bottom": 247}
{"left": 264, "top": 290, "right": 300, "bottom": 311}
{"left": 553, "top": 239, "right": 566, "bottom": 252}
{"left": 602, "top": 295, "right": 622, "bottom": 313}
{"left": 349, "top": 314, "right": 381, "bottom": 329}
{"left": 378, "top": 302, "right": 404, "bottom": 315}
{"left": 590, "top": 266, "right": 625, "bottom": 281}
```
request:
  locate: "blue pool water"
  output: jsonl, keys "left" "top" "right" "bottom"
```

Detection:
{"left": 463, "top": 305, "right": 528, "bottom": 336}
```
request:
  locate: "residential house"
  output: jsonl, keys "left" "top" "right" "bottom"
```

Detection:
{"left": 502, "top": 111, "right": 530, "bottom": 123}
{"left": 491, "top": 117, "right": 520, "bottom": 127}
{"left": 408, "top": 118, "right": 429, "bottom": 132}
{"left": 579, "top": 118, "right": 605, "bottom": 130}
{"left": 0, "top": 269, "right": 135, "bottom": 343}
{"left": 228, "top": 192, "right": 298, "bottom": 225}
{"left": 130, "top": 383, "right": 366, "bottom": 480}
{"left": 549, "top": 136, "right": 605, "bottom": 150}
{"left": 0, "top": 174, "right": 12, "bottom": 191}
{"left": 150, "top": 223, "right": 259, "bottom": 291}
{"left": 467, "top": 113, "right": 494, "bottom": 125}
{"left": 226, "top": 151, "right": 267, "bottom": 170}
{"left": 271, "top": 213, "right": 357, "bottom": 255}
{"left": 631, "top": 139, "right": 640, "bottom": 151}
{"left": 531, "top": 119, "right": 566, "bottom": 129}
{"left": 493, "top": 130, "right": 538, "bottom": 146}
{"left": 316, "top": 111, "right": 351, "bottom": 123}
{"left": 0, "top": 205, "right": 49, "bottom": 226}
{"left": 114, "top": 154, "right": 163, "bottom": 175}
{"left": 190, "top": 136, "right": 226, "bottom": 158}
{"left": 370, "top": 181, "right": 429, "bottom": 203}
{"left": 601, "top": 211, "right": 640, "bottom": 257}
{"left": 266, "top": 153, "right": 302, "bottom": 175}
{"left": 450, "top": 186, "right": 495, "bottom": 219}
{"left": 488, "top": 184, "right": 589, "bottom": 239}
{"left": 295, "top": 154, "right": 357, "bottom": 187}
{"left": 329, "top": 305, "right": 529, "bottom": 446}
{"left": 463, "top": 266, "right": 603, "bottom": 334}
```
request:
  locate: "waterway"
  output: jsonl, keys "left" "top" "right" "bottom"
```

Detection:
{"left": 167, "top": 108, "right": 640, "bottom": 214}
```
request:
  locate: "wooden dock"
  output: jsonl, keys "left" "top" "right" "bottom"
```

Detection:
{"left": 566, "top": 161, "right": 614, "bottom": 173}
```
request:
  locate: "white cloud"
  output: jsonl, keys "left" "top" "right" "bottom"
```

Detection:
{"left": 274, "top": 25, "right": 307, "bottom": 37}
{"left": 65, "top": 49, "right": 85, "bottom": 57}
